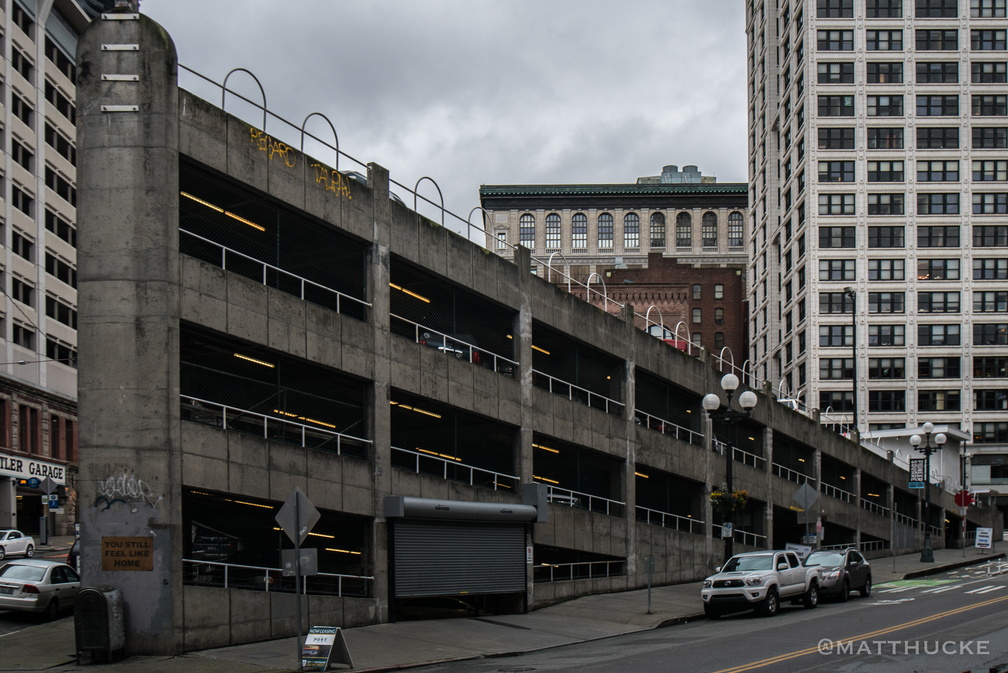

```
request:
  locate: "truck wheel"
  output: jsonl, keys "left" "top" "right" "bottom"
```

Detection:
{"left": 759, "top": 588, "right": 779, "bottom": 617}
{"left": 860, "top": 575, "right": 872, "bottom": 598}
{"left": 839, "top": 579, "right": 850, "bottom": 602}
{"left": 703, "top": 604, "right": 721, "bottom": 620}
{"left": 803, "top": 581, "right": 819, "bottom": 609}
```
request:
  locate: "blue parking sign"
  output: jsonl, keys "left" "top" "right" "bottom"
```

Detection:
{"left": 48, "top": 493, "right": 59, "bottom": 509}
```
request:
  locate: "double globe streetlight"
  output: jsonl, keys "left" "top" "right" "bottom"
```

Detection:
{"left": 703, "top": 373, "right": 758, "bottom": 563}
{"left": 910, "top": 422, "right": 946, "bottom": 563}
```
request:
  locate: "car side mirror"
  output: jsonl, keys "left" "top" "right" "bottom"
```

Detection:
{"left": 777, "top": 562, "right": 789, "bottom": 571}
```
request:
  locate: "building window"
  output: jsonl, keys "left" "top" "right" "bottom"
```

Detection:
{"left": 868, "top": 357, "right": 906, "bottom": 379}
{"left": 867, "top": 127, "right": 904, "bottom": 149}
{"left": 919, "top": 390, "right": 960, "bottom": 412}
{"left": 917, "top": 159, "right": 959, "bottom": 181}
{"left": 868, "top": 193, "right": 906, "bottom": 214}
{"left": 867, "top": 30, "right": 903, "bottom": 50}
{"left": 974, "top": 193, "right": 1008, "bottom": 214}
{"left": 11, "top": 95, "right": 34, "bottom": 128}
{"left": 917, "top": 29, "right": 959, "bottom": 50}
{"left": 45, "top": 253, "right": 77, "bottom": 288}
{"left": 974, "top": 225, "right": 1008, "bottom": 246}
{"left": 701, "top": 212, "right": 718, "bottom": 247}
{"left": 519, "top": 213, "right": 535, "bottom": 249}
{"left": 918, "top": 291, "right": 961, "bottom": 312}
{"left": 819, "top": 226, "right": 856, "bottom": 248}
{"left": 919, "top": 323, "right": 961, "bottom": 345}
{"left": 818, "top": 260, "right": 856, "bottom": 281}
{"left": 869, "top": 324, "right": 906, "bottom": 346}
{"left": 973, "top": 94, "right": 1008, "bottom": 116}
{"left": 972, "top": 29, "right": 1007, "bottom": 50}
{"left": 867, "top": 161, "right": 905, "bottom": 182}
{"left": 820, "top": 292, "right": 855, "bottom": 313}
{"left": 692, "top": 284, "right": 702, "bottom": 300}
{"left": 820, "top": 390, "right": 854, "bottom": 411}
{"left": 918, "top": 258, "right": 961, "bottom": 280}
{"left": 12, "top": 323, "right": 34, "bottom": 350}
{"left": 714, "top": 283, "right": 725, "bottom": 300}
{"left": 972, "top": 61, "right": 1008, "bottom": 83}
{"left": 868, "top": 390, "right": 906, "bottom": 412}
{"left": 819, "top": 94, "right": 856, "bottom": 116}
{"left": 974, "top": 422, "right": 1008, "bottom": 444}
{"left": 917, "top": 95, "right": 959, "bottom": 116}
{"left": 868, "top": 258, "right": 906, "bottom": 280}
{"left": 692, "top": 308, "right": 702, "bottom": 324}
{"left": 819, "top": 193, "right": 855, "bottom": 215}
{"left": 973, "top": 127, "right": 1008, "bottom": 148}
{"left": 649, "top": 212, "right": 666, "bottom": 248}
{"left": 918, "top": 192, "right": 960, "bottom": 214}
{"left": 917, "top": 127, "right": 959, "bottom": 149}
{"left": 597, "top": 212, "right": 613, "bottom": 249}
{"left": 676, "top": 212, "right": 692, "bottom": 247}
{"left": 919, "top": 357, "right": 962, "bottom": 378}
{"left": 727, "top": 211, "right": 744, "bottom": 247}
{"left": 623, "top": 213, "right": 640, "bottom": 249}
{"left": 971, "top": 0, "right": 1006, "bottom": 16}
{"left": 572, "top": 213, "right": 587, "bottom": 250}
{"left": 819, "top": 325, "right": 854, "bottom": 346}
{"left": 817, "top": 29, "right": 854, "bottom": 50}
{"left": 11, "top": 139, "right": 34, "bottom": 172}
{"left": 542, "top": 213, "right": 560, "bottom": 251}
{"left": 45, "top": 295, "right": 78, "bottom": 328}
{"left": 916, "top": 0, "right": 960, "bottom": 17}
{"left": 495, "top": 231, "right": 506, "bottom": 250}
{"left": 820, "top": 357, "right": 854, "bottom": 379}
{"left": 867, "top": 95, "right": 904, "bottom": 116}
{"left": 916, "top": 62, "right": 959, "bottom": 84}
{"left": 868, "top": 0, "right": 904, "bottom": 16}
{"left": 714, "top": 307, "right": 725, "bottom": 325}
{"left": 11, "top": 232, "right": 35, "bottom": 262}
{"left": 869, "top": 291, "right": 905, "bottom": 313}
{"left": 973, "top": 160, "right": 1008, "bottom": 181}
{"left": 974, "top": 323, "right": 1008, "bottom": 344}
{"left": 11, "top": 278, "right": 34, "bottom": 307}
{"left": 818, "top": 0, "right": 854, "bottom": 16}
{"left": 974, "top": 356, "right": 1008, "bottom": 377}
{"left": 974, "top": 258, "right": 1008, "bottom": 279}
{"left": 973, "top": 390, "right": 1006, "bottom": 411}
{"left": 818, "top": 160, "right": 855, "bottom": 182}
{"left": 868, "top": 225, "right": 905, "bottom": 247}
{"left": 818, "top": 127, "right": 855, "bottom": 149}
{"left": 974, "top": 290, "right": 1008, "bottom": 312}
{"left": 11, "top": 186, "right": 34, "bottom": 216}
{"left": 867, "top": 62, "right": 904, "bottom": 83}
{"left": 918, "top": 225, "right": 961, "bottom": 247}
{"left": 818, "top": 62, "right": 855, "bottom": 83}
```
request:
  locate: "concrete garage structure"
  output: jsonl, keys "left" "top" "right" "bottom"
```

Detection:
{"left": 74, "top": 11, "right": 997, "bottom": 656}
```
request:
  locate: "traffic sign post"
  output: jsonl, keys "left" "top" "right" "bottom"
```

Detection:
{"left": 276, "top": 487, "right": 321, "bottom": 673}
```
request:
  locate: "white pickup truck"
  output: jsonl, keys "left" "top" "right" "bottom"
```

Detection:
{"left": 701, "top": 549, "right": 821, "bottom": 618}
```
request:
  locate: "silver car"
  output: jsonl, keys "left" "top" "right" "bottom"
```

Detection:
{"left": 0, "top": 559, "right": 81, "bottom": 620}
{"left": 0, "top": 529, "right": 35, "bottom": 560}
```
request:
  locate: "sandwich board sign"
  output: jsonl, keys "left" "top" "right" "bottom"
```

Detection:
{"left": 975, "top": 527, "right": 993, "bottom": 550}
{"left": 301, "top": 626, "right": 353, "bottom": 671}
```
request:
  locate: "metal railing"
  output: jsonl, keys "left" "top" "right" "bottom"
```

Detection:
{"left": 636, "top": 506, "right": 705, "bottom": 535}
{"left": 183, "top": 559, "right": 373, "bottom": 597}
{"left": 820, "top": 481, "right": 856, "bottom": 504}
{"left": 714, "top": 440, "right": 767, "bottom": 470}
{"left": 539, "top": 483, "right": 625, "bottom": 517}
{"left": 860, "top": 539, "right": 888, "bottom": 552}
{"left": 532, "top": 370, "right": 624, "bottom": 416}
{"left": 390, "top": 315, "right": 517, "bottom": 377}
{"left": 860, "top": 498, "right": 890, "bottom": 516}
{"left": 894, "top": 511, "right": 917, "bottom": 527}
{"left": 712, "top": 525, "right": 767, "bottom": 548}
{"left": 180, "top": 395, "right": 371, "bottom": 456}
{"left": 390, "top": 445, "right": 519, "bottom": 491}
{"left": 533, "top": 560, "right": 626, "bottom": 583}
{"left": 634, "top": 410, "right": 704, "bottom": 446}
{"left": 772, "top": 462, "right": 813, "bottom": 484}
{"left": 180, "top": 229, "right": 370, "bottom": 318}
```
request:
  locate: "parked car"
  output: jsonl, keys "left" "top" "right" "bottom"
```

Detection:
{"left": 701, "top": 550, "right": 821, "bottom": 618}
{"left": 803, "top": 548, "right": 872, "bottom": 601}
{"left": 0, "top": 530, "right": 35, "bottom": 560}
{"left": 0, "top": 559, "right": 81, "bottom": 620}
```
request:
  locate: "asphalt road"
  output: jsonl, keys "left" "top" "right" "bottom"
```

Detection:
{"left": 413, "top": 567, "right": 1008, "bottom": 673}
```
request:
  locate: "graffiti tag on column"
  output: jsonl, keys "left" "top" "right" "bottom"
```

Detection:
{"left": 310, "top": 163, "right": 352, "bottom": 199}
{"left": 95, "top": 471, "right": 162, "bottom": 511}
{"left": 249, "top": 127, "right": 298, "bottom": 168}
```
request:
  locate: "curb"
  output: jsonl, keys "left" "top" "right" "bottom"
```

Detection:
{"left": 902, "top": 553, "right": 1006, "bottom": 580}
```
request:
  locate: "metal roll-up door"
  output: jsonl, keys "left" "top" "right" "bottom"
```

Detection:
{"left": 392, "top": 520, "right": 525, "bottom": 597}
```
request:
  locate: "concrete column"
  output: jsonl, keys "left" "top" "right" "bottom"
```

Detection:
{"left": 764, "top": 427, "right": 774, "bottom": 548}
{"left": 853, "top": 468, "right": 862, "bottom": 548}
{"left": 76, "top": 11, "right": 181, "bottom": 655}
{"left": 0, "top": 477, "right": 15, "bottom": 528}
{"left": 621, "top": 303, "right": 638, "bottom": 581}
{"left": 514, "top": 246, "right": 535, "bottom": 603}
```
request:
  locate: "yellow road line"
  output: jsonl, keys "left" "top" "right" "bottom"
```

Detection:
{"left": 710, "top": 594, "right": 1008, "bottom": 673}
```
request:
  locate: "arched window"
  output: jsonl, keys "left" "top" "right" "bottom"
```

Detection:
{"left": 572, "top": 213, "right": 588, "bottom": 250}
{"left": 624, "top": 212, "right": 640, "bottom": 249}
{"left": 650, "top": 212, "right": 666, "bottom": 247}
{"left": 598, "top": 213, "right": 614, "bottom": 249}
{"left": 676, "top": 212, "right": 692, "bottom": 247}
{"left": 519, "top": 213, "right": 535, "bottom": 249}
{"left": 728, "top": 211, "right": 744, "bottom": 247}
{"left": 545, "top": 213, "right": 561, "bottom": 250}
{"left": 702, "top": 211, "right": 718, "bottom": 247}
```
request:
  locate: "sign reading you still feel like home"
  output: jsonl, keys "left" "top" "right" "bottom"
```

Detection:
{"left": 101, "top": 536, "right": 154, "bottom": 571}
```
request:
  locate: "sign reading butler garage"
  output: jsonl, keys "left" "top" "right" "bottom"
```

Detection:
{"left": 101, "top": 536, "right": 154, "bottom": 571}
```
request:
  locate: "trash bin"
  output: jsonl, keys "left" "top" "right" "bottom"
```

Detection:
{"left": 74, "top": 586, "right": 125, "bottom": 663}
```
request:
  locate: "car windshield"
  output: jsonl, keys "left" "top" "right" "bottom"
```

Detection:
{"left": 805, "top": 551, "right": 844, "bottom": 567}
{"left": 0, "top": 565, "right": 45, "bottom": 581}
{"left": 722, "top": 555, "right": 773, "bottom": 572}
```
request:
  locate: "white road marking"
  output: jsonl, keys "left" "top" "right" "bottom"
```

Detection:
{"left": 965, "top": 585, "right": 1004, "bottom": 595}
{"left": 920, "top": 584, "right": 963, "bottom": 594}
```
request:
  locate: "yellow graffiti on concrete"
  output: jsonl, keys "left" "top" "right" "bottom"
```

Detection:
{"left": 310, "top": 163, "right": 352, "bottom": 199}
{"left": 249, "top": 127, "right": 298, "bottom": 168}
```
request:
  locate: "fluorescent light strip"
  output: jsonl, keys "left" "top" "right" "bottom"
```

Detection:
{"left": 272, "top": 409, "right": 338, "bottom": 430}
{"left": 533, "top": 443, "right": 559, "bottom": 454}
{"left": 234, "top": 353, "right": 275, "bottom": 368}
{"left": 505, "top": 334, "right": 550, "bottom": 355}
{"left": 534, "top": 475, "right": 559, "bottom": 485}
{"left": 181, "top": 191, "right": 266, "bottom": 231}
{"left": 418, "top": 447, "right": 462, "bottom": 462}
{"left": 390, "top": 401, "right": 442, "bottom": 419}
{"left": 388, "top": 282, "right": 431, "bottom": 304}
{"left": 634, "top": 471, "right": 649, "bottom": 479}
{"left": 325, "top": 547, "right": 362, "bottom": 556}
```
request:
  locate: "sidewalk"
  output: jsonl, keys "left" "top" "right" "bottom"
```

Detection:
{"left": 2, "top": 545, "right": 1004, "bottom": 673}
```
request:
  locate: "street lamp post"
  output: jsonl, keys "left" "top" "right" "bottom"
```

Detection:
{"left": 703, "top": 373, "right": 758, "bottom": 563}
{"left": 843, "top": 286, "right": 857, "bottom": 434}
{"left": 910, "top": 422, "right": 947, "bottom": 563}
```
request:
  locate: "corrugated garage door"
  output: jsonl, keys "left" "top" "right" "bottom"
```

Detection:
{"left": 392, "top": 520, "right": 526, "bottom": 597}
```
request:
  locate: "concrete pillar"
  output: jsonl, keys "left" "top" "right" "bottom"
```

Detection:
{"left": 853, "top": 468, "right": 862, "bottom": 548}
{"left": 0, "top": 477, "right": 15, "bottom": 528}
{"left": 620, "top": 303, "right": 638, "bottom": 581}
{"left": 764, "top": 426, "right": 774, "bottom": 548}
{"left": 514, "top": 246, "right": 535, "bottom": 603}
{"left": 76, "top": 11, "right": 181, "bottom": 655}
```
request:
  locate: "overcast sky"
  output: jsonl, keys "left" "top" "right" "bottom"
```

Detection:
{"left": 141, "top": 1, "right": 748, "bottom": 234}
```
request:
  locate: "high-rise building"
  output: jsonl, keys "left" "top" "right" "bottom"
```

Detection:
{"left": 0, "top": 0, "right": 92, "bottom": 536}
{"left": 746, "top": 0, "right": 1007, "bottom": 506}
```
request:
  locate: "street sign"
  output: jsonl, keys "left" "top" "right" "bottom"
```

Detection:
{"left": 48, "top": 493, "right": 59, "bottom": 509}
{"left": 954, "top": 489, "right": 975, "bottom": 508}
{"left": 909, "top": 481, "right": 925, "bottom": 490}
{"left": 975, "top": 527, "right": 993, "bottom": 550}
{"left": 40, "top": 477, "right": 57, "bottom": 495}
{"left": 721, "top": 522, "right": 733, "bottom": 538}
{"left": 275, "top": 487, "right": 320, "bottom": 546}
{"left": 909, "top": 459, "right": 926, "bottom": 489}
{"left": 792, "top": 482, "right": 819, "bottom": 511}
{"left": 282, "top": 548, "right": 318, "bottom": 577}
{"left": 26, "top": 477, "right": 40, "bottom": 489}
{"left": 802, "top": 534, "right": 818, "bottom": 546}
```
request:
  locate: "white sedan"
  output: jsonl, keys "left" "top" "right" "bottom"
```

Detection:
{"left": 0, "top": 529, "right": 35, "bottom": 560}
{"left": 0, "top": 560, "right": 81, "bottom": 620}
